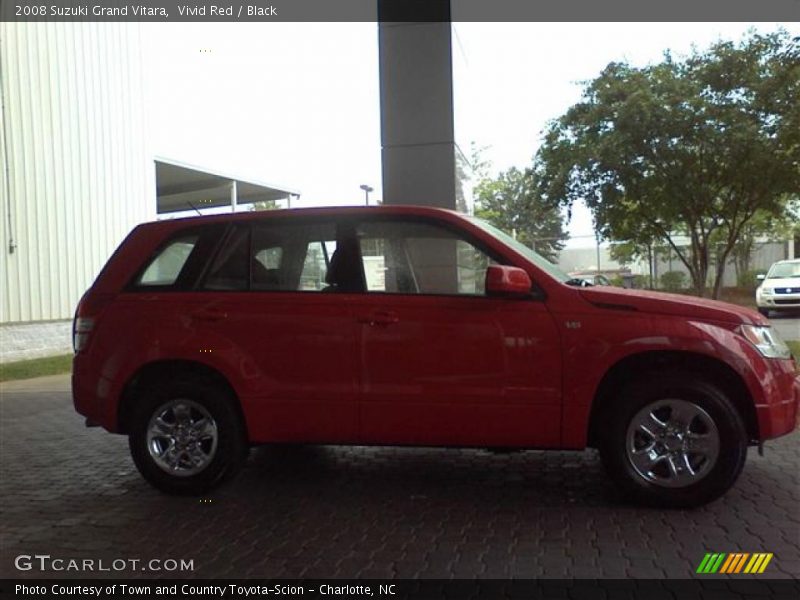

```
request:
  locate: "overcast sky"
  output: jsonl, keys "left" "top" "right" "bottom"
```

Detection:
{"left": 143, "top": 22, "right": 796, "bottom": 247}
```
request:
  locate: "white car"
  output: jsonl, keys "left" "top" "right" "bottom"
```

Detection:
{"left": 756, "top": 259, "right": 800, "bottom": 316}
{"left": 567, "top": 272, "right": 613, "bottom": 286}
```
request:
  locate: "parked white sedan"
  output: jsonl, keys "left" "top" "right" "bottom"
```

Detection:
{"left": 756, "top": 259, "right": 800, "bottom": 316}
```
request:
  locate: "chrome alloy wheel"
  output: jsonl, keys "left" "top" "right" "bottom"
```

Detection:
{"left": 146, "top": 399, "right": 218, "bottom": 477}
{"left": 625, "top": 399, "right": 720, "bottom": 488}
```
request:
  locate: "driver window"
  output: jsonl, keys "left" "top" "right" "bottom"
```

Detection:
{"left": 357, "top": 220, "right": 494, "bottom": 296}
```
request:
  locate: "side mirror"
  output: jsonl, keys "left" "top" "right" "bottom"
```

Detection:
{"left": 486, "top": 265, "right": 532, "bottom": 297}
{"left": 756, "top": 274, "right": 766, "bottom": 281}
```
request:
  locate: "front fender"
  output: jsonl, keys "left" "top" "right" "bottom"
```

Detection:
{"left": 559, "top": 313, "right": 773, "bottom": 449}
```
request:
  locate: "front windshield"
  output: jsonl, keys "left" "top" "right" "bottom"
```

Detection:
{"left": 768, "top": 262, "right": 800, "bottom": 279}
{"left": 466, "top": 215, "right": 571, "bottom": 283}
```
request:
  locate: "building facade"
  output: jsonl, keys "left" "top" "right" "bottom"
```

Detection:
{"left": 1, "top": 22, "right": 154, "bottom": 361}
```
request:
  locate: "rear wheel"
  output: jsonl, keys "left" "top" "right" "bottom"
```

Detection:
{"left": 598, "top": 372, "right": 748, "bottom": 508}
{"left": 128, "top": 376, "right": 247, "bottom": 495}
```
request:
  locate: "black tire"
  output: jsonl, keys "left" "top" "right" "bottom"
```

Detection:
{"left": 128, "top": 375, "right": 247, "bottom": 495}
{"left": 598, "top": 371, "right": 748, "bottom": 508}
{"left": 757, "top": 307, "right": 770, "bottom": 317}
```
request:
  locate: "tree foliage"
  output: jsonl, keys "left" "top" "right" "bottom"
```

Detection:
{"left": 660, "top": 271, "right": 688, "bottom": 292}
{"left": 726, "top": 195, "right": 799, "bottom": 281}
{"left": 536, "top": 30, "right": 800, "bottom": 297}
{"left": 474, "top": 166, "right": 568, "bottom": 262}
{"left": 455, "top": 142, "right": 491, "bottom": 214}
{"left": 250, "top": 200, "right": 280, "bottom": 211}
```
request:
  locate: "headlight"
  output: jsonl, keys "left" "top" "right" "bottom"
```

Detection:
{"left": 760, "top": 287, "right": 773, "bottom": 295}
{"left": 739, "top": 325, "right": 792, "bottom": 359}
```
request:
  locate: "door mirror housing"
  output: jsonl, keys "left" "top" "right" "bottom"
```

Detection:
{"left": 756, "top": 273, "right": 766, "bottom": 281}
{"left": 486, "top": 265, "right": 532, "bottom": 297}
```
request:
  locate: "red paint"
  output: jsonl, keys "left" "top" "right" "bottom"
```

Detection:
{"left": 72, "top": 206, "right": 799, "bottom": 448}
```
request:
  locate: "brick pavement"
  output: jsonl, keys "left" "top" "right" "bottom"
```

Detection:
{"left": 1, "top": 375, "right": 798, "bottom": 580}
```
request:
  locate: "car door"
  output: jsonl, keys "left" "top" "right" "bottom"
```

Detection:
{"left": 190, "top": 218, "right": 360, "bottom": 444}
{"left": 349, "top": 217, "right": 563, "bottom": 447}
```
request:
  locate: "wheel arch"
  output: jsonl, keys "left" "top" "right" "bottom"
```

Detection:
{"left": 117, "top": 360, "right": 243, "bottom": 435}
{"left": 586, "top": 350, "right": 759, "bottom": 448}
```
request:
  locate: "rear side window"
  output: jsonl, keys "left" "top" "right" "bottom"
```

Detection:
{"left": 250, "top": 221, "right": 339, "bottom": 292}
{"left": 137, "top": 235, "right": 199, "bottom": 286}
{"left": 196, "top": 220, "right": 341, "bottom": 292}
{"left": 203, "top": 227, "right": 250, "bottom": 291}
{"left": 297, "top": 239, "right": 337, "bottom": 291}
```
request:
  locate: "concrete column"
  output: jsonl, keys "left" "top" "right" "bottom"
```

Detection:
{"left": 378, "top": 1, "right": 456, "bottom": 209}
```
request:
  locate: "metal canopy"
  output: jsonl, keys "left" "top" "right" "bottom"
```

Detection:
{"left": 155, "top": 158, "right": 300, "bottom": 214}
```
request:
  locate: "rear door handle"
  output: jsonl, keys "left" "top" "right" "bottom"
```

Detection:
{"left": 357, "top": 311, "right": 399, "bottom": 326}
{"left": 191, "top": 308, "right": 228, "bottom": 322}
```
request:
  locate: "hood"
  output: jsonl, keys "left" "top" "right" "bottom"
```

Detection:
{"left": 578, "top": 286, "right": 768, "bottom": 326}
{"left": 761, "top": 276, "right": 800, "bottom": 289}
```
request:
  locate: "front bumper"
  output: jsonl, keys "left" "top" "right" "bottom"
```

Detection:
{"left": 756, "top": 291, "right": 800, "bottom": 309}
{"left": 755, "top": 358, "right": 800, "bottom": 440}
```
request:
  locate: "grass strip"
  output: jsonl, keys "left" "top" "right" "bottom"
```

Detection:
{"left": 0, "top": 354, "right": 73, "bottom": 382}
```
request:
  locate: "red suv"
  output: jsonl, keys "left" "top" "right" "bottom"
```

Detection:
{"left": 72, "top": 206, "right": 799, "bottom": 506}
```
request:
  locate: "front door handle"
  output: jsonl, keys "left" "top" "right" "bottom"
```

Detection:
{"left": 357, "top": 311, "right": 399, "bottom": 326}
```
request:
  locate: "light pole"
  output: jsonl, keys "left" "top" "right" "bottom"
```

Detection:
{"left": 360, "top": 184, "right": 373, "bottom": 206}
{"left": 595, "top": 231, "right": 602, "bottom": 274}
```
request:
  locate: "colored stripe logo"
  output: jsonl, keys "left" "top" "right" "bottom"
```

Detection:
{"left": 696, "top": 553, "right": 773, "bottom": 574}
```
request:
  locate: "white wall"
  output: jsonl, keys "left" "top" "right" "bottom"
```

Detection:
{"left": 0, "top": 22, "right": 155, "bottom": 324}
{"left": 1, "top": 320, "right": 72, "bottom": 363}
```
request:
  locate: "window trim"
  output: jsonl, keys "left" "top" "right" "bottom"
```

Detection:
{"left": 124, "top": 214, "right": 547, "bottom": 300}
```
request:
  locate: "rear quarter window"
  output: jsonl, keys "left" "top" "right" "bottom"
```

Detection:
{"left": 137, "top": 236, "right": 199, "bottom": 286}
{"left": 128, "top": 223, "right": 227, "bottom": 291}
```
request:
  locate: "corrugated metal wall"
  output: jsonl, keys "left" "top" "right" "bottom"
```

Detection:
{"left": 0, "top": 22, "right": 155, "bottom": 323}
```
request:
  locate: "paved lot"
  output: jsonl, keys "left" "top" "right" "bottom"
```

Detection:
{"left": 1, "top": 374, "right": 798, "bottom": 580}
{"left": 769, "top": 315, "right": 800, "bottom": 342}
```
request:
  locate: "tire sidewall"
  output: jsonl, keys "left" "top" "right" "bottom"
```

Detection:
{"left": 601, "top": 374, "right": 748, "bottom": 508}
{"left": 129, "top": 378, "right": 245, "bottom": 495}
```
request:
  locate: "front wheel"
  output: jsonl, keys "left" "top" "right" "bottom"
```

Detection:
{"left": 598, "top": 373, "right": 748, "bottom": 508}
{"left": 757, "top": 307, "right": 770, "bottom": 317}
{"left": 129, "top": 377, "right": 247, "bottom": 495}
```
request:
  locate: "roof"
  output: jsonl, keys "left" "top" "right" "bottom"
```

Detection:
{"left": 155, "top": 157, "right": 300, "bottom": 214}
{"left": 135, "top": 204, "right": 465, "bottom": 231}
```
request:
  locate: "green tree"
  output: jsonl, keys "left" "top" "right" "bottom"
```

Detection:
{"left": 455, "top": 142, "right": 491, "bottom": 214}
{"left": 474, "top": 167, "right": 567, "bottom": 262}
{"left": 536, "top": 30, "right": 800, "bottom": 298}
{"left": 609, "top": 239, "right": 674, "bottom": 289}
{"left": 726, "top": 196, "right": 800, "bottom": 282}
{"left": 660, "top": 271, "right": 688, "bottom": 292}
{"left": 250, "top": 200, "right": 280, "bottom": 211}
